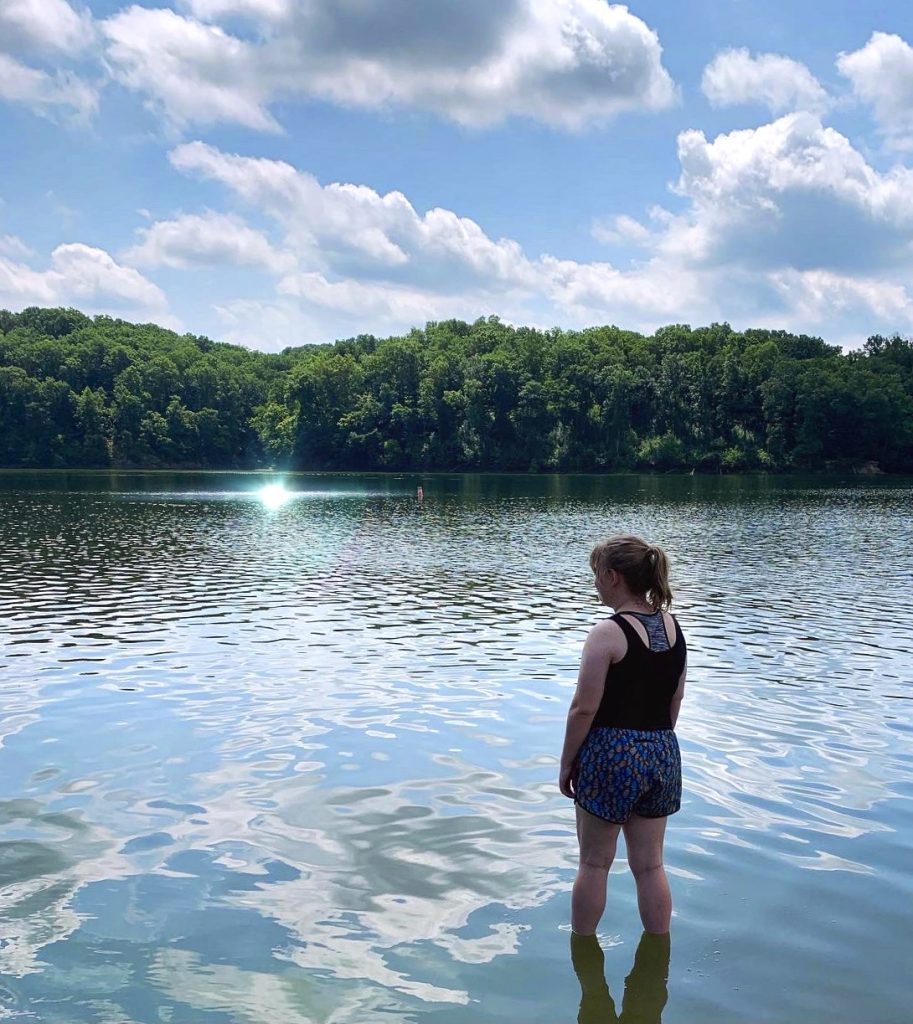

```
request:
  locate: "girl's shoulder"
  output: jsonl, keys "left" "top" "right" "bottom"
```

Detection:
{"left": 664, "top": 610, "right": 686, "bottom": 648}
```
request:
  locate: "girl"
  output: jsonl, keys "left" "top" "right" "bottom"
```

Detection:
{"left": 559, "top": 535, "right": 687, "bottom": 935}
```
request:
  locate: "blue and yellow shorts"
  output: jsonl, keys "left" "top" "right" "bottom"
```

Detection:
{"left": 574, "top": 727, "right": 681, "bottom": 823}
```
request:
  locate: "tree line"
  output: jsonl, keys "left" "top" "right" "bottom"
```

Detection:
{"left": 1, "top": 306, "right": 911, "bottom": 472}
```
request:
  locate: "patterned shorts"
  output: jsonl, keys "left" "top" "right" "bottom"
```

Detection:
{"left": 574, "top": 727, "right": 681, "bottom": 824}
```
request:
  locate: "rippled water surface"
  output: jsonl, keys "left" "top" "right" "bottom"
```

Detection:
{"left": 1, "top": 471, "right": 911, "bottom": 1023}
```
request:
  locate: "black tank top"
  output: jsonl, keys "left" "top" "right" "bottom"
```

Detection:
{"left": 591, "top": 611, "right": 687, "bottom": 731}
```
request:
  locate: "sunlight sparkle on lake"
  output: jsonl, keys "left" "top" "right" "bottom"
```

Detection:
{"left": 259, "top": 483, "right": 292, "bottom": 509}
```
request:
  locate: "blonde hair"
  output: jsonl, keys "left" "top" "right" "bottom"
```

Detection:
{"left": 589, "top": 534, "right": 673, "bottom": 610}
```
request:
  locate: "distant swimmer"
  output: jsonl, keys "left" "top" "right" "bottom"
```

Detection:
{"left": 559, "top": 534, "right": 687, "bottom": 937}
{"left": 417, "top": 486, "right": 424, "bottom": 501}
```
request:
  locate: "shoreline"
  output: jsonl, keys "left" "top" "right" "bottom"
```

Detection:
{"left": 0, "top": 465, "right": 901, "bottom": 478}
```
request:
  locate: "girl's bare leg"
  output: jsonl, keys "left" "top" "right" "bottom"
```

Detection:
{"left": 572, "top": 806, "right": 622, "bottom": 935}
{"left": 622, "top": 814, "right": 671, "bottom": 934}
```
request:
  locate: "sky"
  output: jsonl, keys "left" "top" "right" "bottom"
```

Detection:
{"left": 2, "top": 0, "right": 913, "bottom": 351}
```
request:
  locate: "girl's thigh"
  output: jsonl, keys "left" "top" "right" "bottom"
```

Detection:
{"left": 622, "top": 814, "right": 667, "bottom": 874}
{"left": 576, "top": 805, "right": 622, "bottom": 869}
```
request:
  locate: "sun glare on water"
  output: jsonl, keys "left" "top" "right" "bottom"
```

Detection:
{"left": 259, "top": 483, "right": 291, "bottom": 509}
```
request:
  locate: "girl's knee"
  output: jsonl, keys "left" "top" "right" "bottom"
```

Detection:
{"left": 579, "top": 852, "right": 614, "bottom": 871}
{"left": 579, "top": 835, "right": 618, "bottom": 871}
{"left": 629, "top": 858, "right": 663, "bottom": 880}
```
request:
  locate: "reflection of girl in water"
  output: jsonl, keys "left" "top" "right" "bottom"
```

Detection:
{"left": 559, "top": 535, "right": 687, "bottom": 936}
{"left": 571, "top": 931, "right": 670, "bottom": 1024}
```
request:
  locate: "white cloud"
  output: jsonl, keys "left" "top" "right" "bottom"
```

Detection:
{"left": 0, "top": 240, "right": 171, "bottom": 320}
{"left": 45, "top": 243, "right": 167, "bottom": 309}
{"left": 228, "top": 276, "right": 491, "bottom": 346}
{"left": 162, "top": 140, "right": 705, "bottom": 343}
{"left": 837, "top": 32, "right": 913, "bottom": 148}
{"left": 171, "top": 121, "right": 913, "bottom": 348}
{"left": 615, "top": 112, "right": 913, "bottom": 337}
{"left": 661, "top": 112, "right": 913, "bottom": 271}
{"left": 213, "top": 287, "right": 538, "bottom": 351}
{"left": 102, "top": 6, "right": 281, "bottom": 132}
{"left": 103, "top": 0, "right": 676, "bottom": 131}
{"left": 0, "top": 0, "right": 94, "bottom": 55}
{"left": 211, "top": 298, "right": 324, "bottom": 350}
{"left": 276, "top": 270, "right": 518, "bottom": 327}
{"left": 182, "top": 0, "right": 289, "bottom": 19}
{"left": 539, "top": 253, "right": 700, "bottom": 321}
{"left": 126, "top": 211, "right": 295, "bottom": 273}
{"left": 0, "top": 1, "right": 97, "bottom": 122}
{"left": 0, "top": 253, "right": 56, "bottom": 307}
{"left": 0, "top": 52, "right": 98, "bottom": 120}
{"left": 702, "top": 48, "right": 828, "bottom": 114}
{"left": 769, "top": 268, "right": 913, "bottom": 322}
{"left": 172, "top": 122, "right": 913, "bottom": 341}
{"left": 169, "top": 141, "right": 537, "bottom": 288}
{"left": 0, "top": 234, "right": 35, "bottom": 260}
{"left": 6, "top": 105, "right": 886, "bottom": 350}
{"left": 592, "top": 213, "right": 652, "bottom": 245}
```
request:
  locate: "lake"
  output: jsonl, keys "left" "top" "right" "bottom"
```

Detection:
{"left": 0, "top": 471, "right": 911, "bottom": 1023}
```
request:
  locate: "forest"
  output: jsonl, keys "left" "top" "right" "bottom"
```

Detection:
{"left": 1, "top": 305, "right": 912, "bottom": 473}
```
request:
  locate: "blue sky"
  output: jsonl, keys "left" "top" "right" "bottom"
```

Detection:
{"left": 2, "top": 0, "right": 913, "bottom": 350}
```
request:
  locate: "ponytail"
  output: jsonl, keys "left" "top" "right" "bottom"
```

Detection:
{"left": 644, "top": 544, "right": 673, "bottom": 610}
{"left": 590, "top": 534, "right": 674, "bottom": 610}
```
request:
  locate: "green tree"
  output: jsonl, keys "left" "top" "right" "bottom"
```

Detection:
{"left": 1, "top": 306, "right": 911, "bottom": 474}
